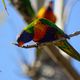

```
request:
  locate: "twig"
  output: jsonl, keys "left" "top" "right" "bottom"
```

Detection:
{"left": 68, "top": 31, "right": 80, "bottom": 37}
{"left": 13, "top": 31, "right": 80, "bottom": 48}
{"left": 12, "top": 43, "right": 38, "bottom": 48}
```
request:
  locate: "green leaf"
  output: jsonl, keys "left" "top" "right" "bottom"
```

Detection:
{"left": 2, "top": 0, "right": 8, "bottom": 14}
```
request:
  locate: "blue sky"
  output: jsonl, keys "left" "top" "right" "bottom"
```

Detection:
{"left": 0, "top": 0, "right": 35, "bottom": 80}
{"left": 0, "top": 0, "right": 80, "bottom": 80}
{"left": 64, "top": 0, "right": 80, "bottom": 73}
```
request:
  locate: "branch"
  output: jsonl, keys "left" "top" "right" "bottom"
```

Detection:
{"left": 45, "top": 45, "right": 80, "bottom": 80}
{"left": 13, "top": 31, "right": 80, "bottom": 48}
{"left": 68, "top": 31, "right": 80, "bottom": 37}
{"left": 10, "top": 0, "right": 35, "bottom": 23}
{"left": 13, "top": 43, "right": 38, "bottom": 48}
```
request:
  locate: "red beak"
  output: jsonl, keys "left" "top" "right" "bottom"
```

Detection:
{"left": 18, "top": 41, "right": 24, "bottom": 47}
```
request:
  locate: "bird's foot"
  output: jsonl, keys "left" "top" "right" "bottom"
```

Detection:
{"left": 65, "top": 34, "right": 70, "bottom": 39}
{"left": 35, "top": 42, "right": 41, "bottom": 48}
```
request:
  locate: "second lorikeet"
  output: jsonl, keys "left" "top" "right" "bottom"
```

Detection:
{"left": 17, "top": 18, "right": 80, "bottom": 61}
{"left": 37, "top": 1, "right": 57, "bottom": 23}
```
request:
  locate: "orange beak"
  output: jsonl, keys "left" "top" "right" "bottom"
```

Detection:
{"left": 18, "top": 41, "right": 24, "bottom": 47}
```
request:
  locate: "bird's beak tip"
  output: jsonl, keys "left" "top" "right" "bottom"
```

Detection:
{"left": 18, "top": 41, "right": 24, "bottom": 47}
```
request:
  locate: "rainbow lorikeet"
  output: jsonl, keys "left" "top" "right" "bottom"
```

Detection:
{"left": 37, "top": 1, "right": 57, "bottom": 23}
{"left": 17, "top": 18, "right": 80, "bottom": 61}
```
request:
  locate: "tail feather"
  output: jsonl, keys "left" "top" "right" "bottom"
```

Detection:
{"left": 54, "top": 40, "right": 80, "bottom": 61}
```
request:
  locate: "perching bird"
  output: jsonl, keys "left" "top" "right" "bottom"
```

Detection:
{"left": 17, "top": 18, "right": 80, "bottom": 61}
{"left": 36, "top": 1, "right": 57, "bottom": 23}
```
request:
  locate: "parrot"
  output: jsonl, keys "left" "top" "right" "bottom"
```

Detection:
{"left": 36, "top": 0, "right": 57, "bottom": 23}
{"left": 17, "top": 18, "right": 80, "bottom": 61}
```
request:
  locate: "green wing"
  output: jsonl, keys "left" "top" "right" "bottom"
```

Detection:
{"left": 39, "top": 18, "right": 80, "bottom": 61}
{"left": 39, "top": 18, "right": 69, "bottom": 39}
{"left": 54, "top": 40, "right": 80, "bottom": 61}
{"left": 39, "top": 18, "right": 65, "bottom": 35}
{"left": 24, "top": 18, "right": 66, "bottom": 35}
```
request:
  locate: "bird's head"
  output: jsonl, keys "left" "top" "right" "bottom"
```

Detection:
{"left": 17, "top": 30, "right": 33, "bottom": 47}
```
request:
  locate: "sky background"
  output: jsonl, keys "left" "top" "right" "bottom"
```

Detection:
{"left": 64, "top": 0, "right": 80, "bottom": 73}
{"left": 0, "top": 0, "right": 80, "bottom": 80}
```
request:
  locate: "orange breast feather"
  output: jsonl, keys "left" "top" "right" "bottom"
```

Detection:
{"left": 33, "top": 21, "right": 48, "bottom": 42}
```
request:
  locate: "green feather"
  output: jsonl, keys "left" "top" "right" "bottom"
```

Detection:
{"left": 24, "top": 18, "right": 39, "bottom": 33}
{"left": 2, "top": 0, "right": 6, "bottom": 9}
{"left": 2, "top": 0, "right": 8, "bottom": 13}
{"left": 39, "top": 18, "right": 65, "bottom": 35}
{"left": 54, "top": 40, "right": 80, "bottom": 61}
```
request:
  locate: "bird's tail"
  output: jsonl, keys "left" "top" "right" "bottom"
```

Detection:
{"left": 54, "top": 40, "right": 80, "bottom": 61}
